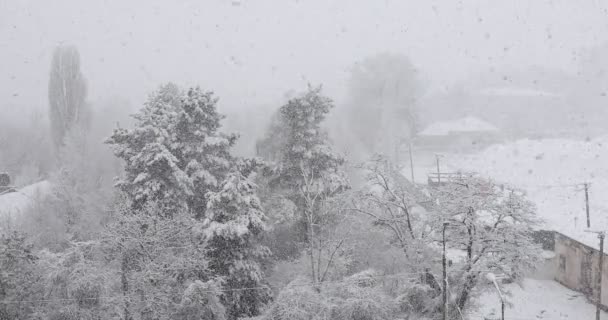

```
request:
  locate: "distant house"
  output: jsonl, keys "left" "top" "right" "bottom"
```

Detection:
{"left": 415, "top": 116, "right": 501, "bottom": 152}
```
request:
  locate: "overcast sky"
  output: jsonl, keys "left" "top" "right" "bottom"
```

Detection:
{"left": 2, "top": 0, "right": 608, "bottom": 116}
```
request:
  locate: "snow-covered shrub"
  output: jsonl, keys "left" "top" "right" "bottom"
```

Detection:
{"left": 328, "top": 270, "right": 396, "bottom": 320}
{"left": 263, "top": 278, "right": 331, "bottom": 320}
{"left": 47, "top": 306, "right": 81, "bottom": 320}
{"left": 343, "top": 269, "right": 379, "bottom": 288}
{"left": 395, "top": 283, "right": 439, "bottom": 316}
{"left": 0, "top": 231, "right": 42, "bottom": 319}
{"left": 176, "top": 280, "right": 226, "bottom": 320}
{"left": 33, "top": 241, "right": 114, "bottom": 318}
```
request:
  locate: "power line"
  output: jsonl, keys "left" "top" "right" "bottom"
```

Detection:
{"left": 0, "top": 269, "right": 500, "bottom": 305}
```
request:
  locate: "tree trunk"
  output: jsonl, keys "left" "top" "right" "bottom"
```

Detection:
{"left": 457, "top": 272, "right": 478, "bottom": 311}
{"left": 307, "top": 210, "right": 319, "bottom": 291}
{"left": 121, "top": 252, "right": 132, "bottom": 320}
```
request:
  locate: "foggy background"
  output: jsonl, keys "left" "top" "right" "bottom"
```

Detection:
{"left": 3, "top": 2, "right": 608, "bottom": 319}
{"left": 3, "top": 0, "right": 608, "bottom": 117}
{"left": 3, "top": 0, "right": 608, "bottom": 177}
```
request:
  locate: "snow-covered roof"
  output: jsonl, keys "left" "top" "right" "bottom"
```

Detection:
{"left": 419, "top": 116, "right": 499, "bottom": 136}
{"left": 0, "top": 180, "right": 52, "bottom": 229}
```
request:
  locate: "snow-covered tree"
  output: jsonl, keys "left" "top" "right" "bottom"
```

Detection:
{"left": 106, "top": 84, "right": 237, "bottom": 218}
{"left": 204, "top": 159, "right": 272, "bottom": 320}
{"left": 353, "top": 160, "right": 542, "bottom": 315}
{"left": 431, "top": 176, "right": 542, "bottom": 311}
{"left": 50, "top": 126, "right": 115, "bottom": 240}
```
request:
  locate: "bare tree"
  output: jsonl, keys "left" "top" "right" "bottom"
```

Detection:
{"left": 298, "top": 160, "right": 352, "bottom": 289}
{"left": 352, "top": 155, "right": 436, "bottom": 264}
{"left": 345, "top": 53, "right": 422, "bottom": 160}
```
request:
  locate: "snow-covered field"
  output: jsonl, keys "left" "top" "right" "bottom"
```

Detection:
{"left": 469, "top": 278, "right": 607, "bottom": 320}
{"left": 438, "top": 136, "right": 608, "bottom": 250}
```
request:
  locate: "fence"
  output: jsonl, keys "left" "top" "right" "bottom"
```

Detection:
{"left": 426, "top": 172, "right": 478, "bottom": 186}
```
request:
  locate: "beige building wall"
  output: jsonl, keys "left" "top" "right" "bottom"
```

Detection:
{"left": 554, "top": 232, "right": 608, "bottom": 307}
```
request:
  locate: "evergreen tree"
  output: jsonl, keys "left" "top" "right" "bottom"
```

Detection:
{"left": 205, "top": 159, "right": 272, "bottom": 320}
{"left": 258, "top": 85, "right": 349, "bottom": 227}
{"left": 273, "top": 85, "right": 347, "bottom": 194}
{"left": 257, "top": 85, "right": 349, "bottom": 288}
{"left": 106, "top": 84, "right": 237, "bottom": 218}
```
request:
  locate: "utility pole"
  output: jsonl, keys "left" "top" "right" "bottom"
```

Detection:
{"left": 586, "top": 230, "right": 605, "bottom": 320}
{"left": 436, "top": 154, "right": 443, "bottom": 185}
{"left": 585, "top": 182, "right": 591, "bottom": 228}
{"left": 394, "top": 138, "right": 400, "bottom": 164}
{"left": 598, "top": 232, "right": 605, "bottom": 320}
{"left": 408, "top": 141, "right": 415, "bottom": 183}
{"left": 442, "top": 221, "right": 449, "bottom": 320}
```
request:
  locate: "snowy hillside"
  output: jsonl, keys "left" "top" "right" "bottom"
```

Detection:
{"left": 444, "top": 136, "right": 608, "bottom": 249}
{"left": 0, "top": 180, "right": 52, "bottom": 229}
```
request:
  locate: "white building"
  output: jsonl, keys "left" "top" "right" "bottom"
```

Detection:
{"left": 415, "top": 116, "right": 501, "bottom": 152}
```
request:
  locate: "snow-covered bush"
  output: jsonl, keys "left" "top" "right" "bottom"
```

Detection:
{"left": 263, "top": 278, "right": 331, "bottom": 320}
{"left": 102, "top": 203, "right": 217, "bottom": 319}
{"left": 395, "top": 283, "right": 440, "bottom": 316}
{"left": 176, "top": 280, "right": 226, "bottom": 320}
{"left": 33, "top": 241, "right": 114, "bottom": 319}
{"left": 0, "top": 231, "right": 41, "bottom": 319}
{"left": 328, "top": 270, "right": 396, "bottom": 320}
{"left": 264, "top": 270, "right": 396, "bottom": 320}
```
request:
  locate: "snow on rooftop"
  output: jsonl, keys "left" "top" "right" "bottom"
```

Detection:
{"left": 444, "top": 136, "right": 608, "bottom": 250}
{"left": 418, "top": 116, "right": 498, "bottom": 136}
{"left": 477, "top": 87, "right": 562, "bottom": 98}
{"left": 471, "top": 278, "right": 607, "bottom": 319}
{"left": 0, "top": 180, "right": 52, "bottom": 229}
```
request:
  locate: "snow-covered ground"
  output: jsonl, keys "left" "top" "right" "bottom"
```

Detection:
{"left": 405, "top": 136, "right": 608, "bottom": 318}
{"left": 434, "top": 136, "right": 608, "bottom": 250}
{"left": 0, "top": 180, "right": 52, "bottom": 229}
{"left": 468, "top": 278, "right": 607, "bottom": 320}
